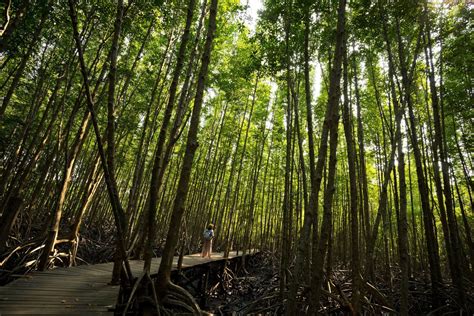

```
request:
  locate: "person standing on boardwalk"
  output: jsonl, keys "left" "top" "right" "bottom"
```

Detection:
{"left": 201, "top": 224, "right": 215, "bottom": 258}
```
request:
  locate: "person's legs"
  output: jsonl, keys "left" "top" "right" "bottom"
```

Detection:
{"left": 201, "top": 241, "right": 207, "bottom": 257}
{"left": 202, "top": 240, "right": 212, "bottom": 258}
{"left": 205, "top": 241, "right": 212, "bottom": 258}
{"left": 208, "top": 240, "right": 213, "bottom": 258}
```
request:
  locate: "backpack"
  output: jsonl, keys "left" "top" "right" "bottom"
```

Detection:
{"left": 203, "top": 229, "right": 213, "bottom": 241}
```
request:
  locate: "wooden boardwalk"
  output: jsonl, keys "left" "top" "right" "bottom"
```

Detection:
{"left": 0, "top": 251, "right": 250, "bottom": 315}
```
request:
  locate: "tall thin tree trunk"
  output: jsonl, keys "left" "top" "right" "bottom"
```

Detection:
{"left": 310, "top": 0, "right": 346, "bottom": 312}
{"left": 280, "top": 0, "right": 293, "bottom": 299}
{"left": 106, "top": 0, "right": 126, "bottom": 283}
{"left": 143, "top": 0, "right": 197, "bottom": 272}
{"left": 353, "top": 51, "right": 370, "bottom": 250}
{"left": 342, "top": 42, "right": 360, "bottom": 314}
{"left": 423, "top": 8, "right": 466, "bottom": 304}
{"left": 395, "top": 15, "right": 443, "bottom": 307}
{"left": 395, "top": 75, "right": 409, "bottom": 316}
{"left": 67, "top": 0, "right": 132, "bottom": 284}
{"left": 155, "top": 0, "right": 218, "bottom": 296}
{"left": 287, "top": 5, "right": 317, "bottom": 311}
{"left": 0, "top": 2, "right": 48, "bottom": 119}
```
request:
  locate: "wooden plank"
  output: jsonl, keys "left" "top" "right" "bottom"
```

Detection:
{"left": 0, "top": 307, "right": 110, "bottom": 314}
{"left": 0, "top": 294, "right": 116, "bottom": 301}
{"left": 0, "top": 299, "right": 113, "bottom": 307}
{"left": 0, "top": 300, "right": 111, "bottom": 306}
{"left": 6, "top": 279, "right": 112, "bottom": 286}
{"left": 4, "top": 281, "right": 111, "bottom": 288}
{"left": 0, "top": 304, "right": 110, "bottom": 309}
{"left": 2, "top": 285, "right": 115, "bottom": 292}
{"left": 39, "top": 263, "right": 113, "bottom": 273}
{"left": 0, "top": 301, "right": 114, "bottom": 308}
{"left": 2, "top": 282, "right": 115, "bottom": 289}
{"left": 35, "top": 269, "right": 111, "bottom": 276}
{"left": 0, "top": 292, "right": 115, "bottom": 298}
{"left": 8, "top": 276, "right": 111, "bottom": 283}
{"left": 58, "top": 266, "right": 112, "bottom": 274}
{"left": 0, "top": 304, "right": 113, "bottom": 310}
{"left": 8, "top": 277, "right": 111, "bottom": 284}
{"left": 6, "top": 276, "right": 110, "bottom": 283}
{"left": 0, "top": 286, "right": 116, "bottom": 292}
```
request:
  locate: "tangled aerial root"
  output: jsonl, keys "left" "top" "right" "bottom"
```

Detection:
{"left": 162, "top": 282, "right": 202, "bottom": 315}
{"left": 119, "top": 275, "right": 203, "bottom": 316}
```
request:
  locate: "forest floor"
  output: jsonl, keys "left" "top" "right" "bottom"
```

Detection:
{"left": 203, "top": 251, "right": 473, "bottom": 315}
{"left": 1, "top": 222, "right": 473, "bottom": 314}
{"left": 205, "top": 251, "right": 281, "bottom": 315}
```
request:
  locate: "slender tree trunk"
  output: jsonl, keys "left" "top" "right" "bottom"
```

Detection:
{"left": 148, "top": 0, "right": 209, "bottom": 255}
{"left": 395, "top": 75, "right": 409, "bottom": 316}
{"left": 106, "top": 0, "right": 126, "bottom": 283}
{"left": 0, "top": 196, "right": 23, "bottom": 252}
{"left": 0, "top": 0, "right": 29, "bottom": 51}
{"left": 0, "top": 1, "right": 48, "bottom": 119}
{"left": 310, "top": 0, "right": 346, "bottom": 312}
{"left": 452, "top": 118, "right": 473, "bottom": 212}
{"left": 288, "top": 6, "right": 317, "bottom": 312}
{"left": 280, "top": 0, "right": 293, "bottom": 299}
{"left": 394, "top": 16, "right": 443, "bottom": 306}
{"left": 423, "top": 9, "right": 466, "bottom": 304}
{"left": 353, "top": 52, "right": 370, "bottom": 249}
{"left": 143, "top": 0, "right": 196, "bottom": 272}
{"left": 67, "top": 0, "right": 132, "bottom": 284}
{"left": 155, "top": 0, "right": 217, "bottom": 295}
{"left": 341, "top": 43, "right": 360, "bottom": 314}
{"left": 224, "top": 74, "right": 258, "bottom": 256}
{"left": 69, "top": 156, "right": 102, "bottom": 266}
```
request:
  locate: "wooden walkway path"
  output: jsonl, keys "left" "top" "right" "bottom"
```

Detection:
{"left": 0, "top": 251, "right": 250, "bottom": 315}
